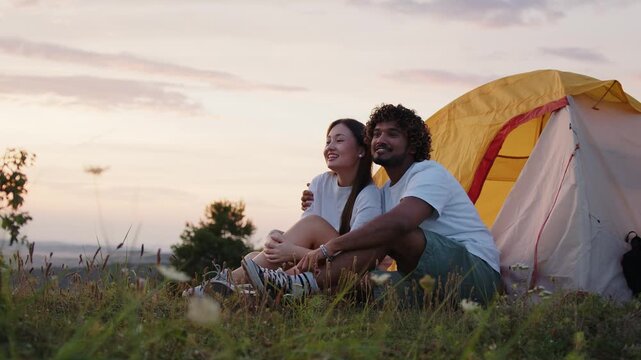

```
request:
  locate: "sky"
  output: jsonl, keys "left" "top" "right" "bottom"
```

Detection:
{"left": 1, "top": 0, "right": 640, "bottom": 252}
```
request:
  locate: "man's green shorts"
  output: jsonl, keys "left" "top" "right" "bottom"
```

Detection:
{"left": 372, "top": 230, "right": 501, "bottom": 306}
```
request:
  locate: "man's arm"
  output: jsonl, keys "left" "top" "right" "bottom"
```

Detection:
{"left": 324, "top": 196, "right": 433, "bottom": 256}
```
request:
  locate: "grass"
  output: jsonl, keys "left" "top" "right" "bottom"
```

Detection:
{"left": 1, "top": 251, "right": 641, "bottom": 360}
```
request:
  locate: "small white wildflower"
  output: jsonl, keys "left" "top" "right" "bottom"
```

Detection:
{"left": 460, "top": 299, "right": 481, "bottom": 313}
{"left": 157, "top": 265, "right": 190, "bottom": 282}
{"left": 187, "top": 296, "right": 221, "bottom": 325}
{"left": 539, "top": 290, "right": 553, "bottom": 298}
{"left": 369, "top": 272, "right": 391, "bottom": 286}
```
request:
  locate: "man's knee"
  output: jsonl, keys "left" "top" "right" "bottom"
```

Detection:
{"left": 392, "top": 229, "right": 426, "bottom": 252}
{"left": 390, "top": 229, "right": 426, "bottom": 273}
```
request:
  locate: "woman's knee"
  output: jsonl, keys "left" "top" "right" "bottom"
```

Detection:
{"left": 289, "top": 215, "right": 339, "bottom": 246}
{"left": 244, "top": 251, "right": 260, "bottom": 261}
{"left": 297, "top": 215, "right": 333, "bottom": 229}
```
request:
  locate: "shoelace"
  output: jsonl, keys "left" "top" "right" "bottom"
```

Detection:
{"left": 203, "top": 264, "right": 230, "bottom": 284}
{"left": 260, "top": 267, "right": 291, "bottom": 292}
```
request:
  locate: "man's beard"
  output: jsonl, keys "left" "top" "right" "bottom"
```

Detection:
{"left": 373, "top": 153, "right": 407, "bottom": 167}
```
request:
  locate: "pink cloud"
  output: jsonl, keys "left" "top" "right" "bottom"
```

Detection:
{"left": 349, "top": 0, "right": 633, "bottom": 27}
{"left": 540, "top": 47, "right": 610, "bottom": 63}
{"left": 384, "top": 69, "right": 498, "bottom": 87}
{"left": 0, "top": 37, "right": 306, "bottom": 92}
{"left": 0, "top": 74, "right": 209, "bottom": 116}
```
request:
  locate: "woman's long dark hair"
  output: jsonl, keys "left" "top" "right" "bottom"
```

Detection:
{"left": 327, "top": 118, "right": 373, "bottom": 235}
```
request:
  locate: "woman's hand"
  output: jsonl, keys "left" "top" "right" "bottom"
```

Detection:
{"left": 264, "top": 229, "right": 284, "bottom": 249}
{"left": 264, "top": 230, "right": 298, "bottom": 265}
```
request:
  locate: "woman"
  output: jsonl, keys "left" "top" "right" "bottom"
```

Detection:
{"left": 184, "top": 118, "right": 381, "bottom": 296}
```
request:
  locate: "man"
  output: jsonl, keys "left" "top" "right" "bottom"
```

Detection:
{"left": 242, "top": 104, "right": 501, "bottom": 304}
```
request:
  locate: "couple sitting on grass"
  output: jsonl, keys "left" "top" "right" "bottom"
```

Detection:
{"left": 185, "top": 103, "right": 501, "bottom": 305}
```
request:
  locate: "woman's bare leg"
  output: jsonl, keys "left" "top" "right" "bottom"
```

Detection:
{"left": 230, "top": 251, "right": 260, "bottom": 285}
{"left": 231, "top": 215, "right": 338, "bottom": 283}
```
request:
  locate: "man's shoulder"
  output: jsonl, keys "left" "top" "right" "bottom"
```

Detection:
{"left": 407, "top": 160, "right": 449, "bottom": 179}
{"left": 398, "top": 160, "right": 462, "bottom": 194}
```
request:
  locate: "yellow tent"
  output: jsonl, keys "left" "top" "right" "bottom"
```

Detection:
{"left": 374, "top": 69, "right": 641, "bottom": 227}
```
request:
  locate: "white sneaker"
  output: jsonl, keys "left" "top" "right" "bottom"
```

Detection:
{"left": 241, "top": 258, "right": 318, "bottom": 298}
{"left": 182, "top": 268, "right": 237, "bottom": 297}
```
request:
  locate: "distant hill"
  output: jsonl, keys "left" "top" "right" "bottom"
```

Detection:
{"left": 1, "top": 240, "right": 172, "bottom": 268}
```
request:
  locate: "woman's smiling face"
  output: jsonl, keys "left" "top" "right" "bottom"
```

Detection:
{"left": 324, "top": 123, "right": 362, "bottom": 172}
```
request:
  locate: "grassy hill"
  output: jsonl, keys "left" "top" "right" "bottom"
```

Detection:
{"left": 1, "top": 248, "right": 641, "bottom": 359}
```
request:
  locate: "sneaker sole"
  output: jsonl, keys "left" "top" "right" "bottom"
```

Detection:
{"left": 241, "top": 258, "right": 266, "bottom": 294}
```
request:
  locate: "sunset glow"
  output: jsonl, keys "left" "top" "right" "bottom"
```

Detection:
{"left": 2, "top": 0, "right": 640, "bottom": 251}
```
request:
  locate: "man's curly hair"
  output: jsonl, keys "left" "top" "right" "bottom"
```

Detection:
{"left": 365, "top": 104, "right": 431, "bottom": 161}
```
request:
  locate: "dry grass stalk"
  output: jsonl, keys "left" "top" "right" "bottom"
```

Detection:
{"left": 28, "top": 242, "right": 35, "bottom": 263}
{"left": 101, "top": 255, "right": 110, "bottom": 271}
{"left": 90, "top": 247, "right": 101, "bottom": 267}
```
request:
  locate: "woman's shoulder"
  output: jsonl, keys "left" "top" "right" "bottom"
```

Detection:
{"left": 356, "top": 182, "right": 382, "bottom": 200}
{"left": 310, "top": 171, "right": 336, "bottom": 185}
{"left": 352, "top": 182, "right": 383, "bottom": 217}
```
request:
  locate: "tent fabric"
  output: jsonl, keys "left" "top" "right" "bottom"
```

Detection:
{"left": 467, "top": 97, "right": 568, "bottom": 203}
{"left": 425, "top": 70, "right": 641, "bottom": 200}
{"left": 569, "top": 95, "right": 641, "bottom": 299}
{"left": 372, "top": 70, "right": 641, "bottom": 300}
{"left": 495, "top": 95, "right": 641, "bottom": 300}
{"left": 493, "top": 104, "right": 585, "bottom": 296}
{"left": 374, "top": 69, "right": 641, "bottom": 227}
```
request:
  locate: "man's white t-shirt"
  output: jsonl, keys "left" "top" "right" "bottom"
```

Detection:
{"left": 302, "top": 171, "right": 382, "bottom": 231}
{"left": 382, "top": 160, "right": 500, "bottom": 273}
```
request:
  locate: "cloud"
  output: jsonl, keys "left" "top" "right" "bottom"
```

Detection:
{"left": 0, "top": 74, "right": 209, "bottom": 116}
{"left": 350, "top": 0, "right": 563, "bottom": 26}
{"left": 0, "top": 37, "right": 306, "bottom": 92}
{"left": 7, "top": 0, "right": 44, "bottom": 6}
{"left": 540, "top": 47, "right": 609, "bottom": 63}
{"left": 384, "top": 69, "right": 498, "bottom": 87}
{"left": 349, "top": 0, "right": 634, "bottom": 27}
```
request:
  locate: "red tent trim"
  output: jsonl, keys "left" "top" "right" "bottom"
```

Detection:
{"left": 467, "top": 97, "right": 570, "bottom": 203}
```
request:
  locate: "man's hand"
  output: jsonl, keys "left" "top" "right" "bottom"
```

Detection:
{"left": 295, "top": 247, "right": 324, "bottom": 273}
{"left": 301, "top": 185, "right": 314, "bottom": 211}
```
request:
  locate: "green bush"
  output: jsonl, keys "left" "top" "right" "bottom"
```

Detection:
{"left": 0, "top": 148, "right": 36, "bottom": 245}
{"left": 171, "top": 200, "right": 255, "bottom": 278}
